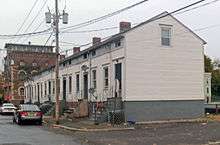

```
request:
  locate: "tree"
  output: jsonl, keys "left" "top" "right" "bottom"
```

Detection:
{"left": 204, "top": 55, "right": 213, "bottom": 72}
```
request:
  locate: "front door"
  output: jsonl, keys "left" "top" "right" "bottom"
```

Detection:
{"left": 83, "top": 73, "right": 88, "bottom": 99}
{"left": 63, "top": 77, "right": 67, "bottom": 101}
{"left": 115, "top": 63, "right": 122, "bottom": 97}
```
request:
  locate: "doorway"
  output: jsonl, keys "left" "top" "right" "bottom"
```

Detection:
{"left": 115, "top": 63, "right": 122, "bottom": 97}
{"left": 83, "top": 73, "right": 88, "bottom": 99}
{"left": 63, "top": 77, "right": 67, "bottom": 102}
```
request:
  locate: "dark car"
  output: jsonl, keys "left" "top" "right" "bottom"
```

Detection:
{"left": 13, "top": 104, "right": 43, "bottom": 125}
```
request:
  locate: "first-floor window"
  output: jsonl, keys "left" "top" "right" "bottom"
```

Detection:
{"left": 69, "top": 76, "right": 72, "bottom": 93}
{"left": 103, "top": 67, "right": 109, "bottom": 89}
{"left": 76, "top": 74, "right": 80, "bottom": 93}
{"left": 52, "top": 80, "right": 55, "bottom": 94}
{"left": 92, "top": 70, "right": 97, "bottom": 89}
{"left": 44, "top": 82, "right": 47, "bottom": 97}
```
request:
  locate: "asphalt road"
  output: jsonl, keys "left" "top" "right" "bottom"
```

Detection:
{"left": 74, "top": 122, "right": 220, "bottom": 145}
{"left": 0, "top": 115, "right": 80, "bottom": 145}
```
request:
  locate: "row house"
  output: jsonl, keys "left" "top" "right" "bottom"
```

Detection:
{"left": 25, "top": 12, "right": 208, "bottom": 122}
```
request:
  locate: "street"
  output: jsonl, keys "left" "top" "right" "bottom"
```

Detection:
{"left": 0, "top": 115, "right": 80, "bottom": 145}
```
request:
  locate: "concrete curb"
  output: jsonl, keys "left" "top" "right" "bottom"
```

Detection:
{"left": 136, "top": 118, "right": 208, "bottom": 125}
{"left": 52, "top": 124, "right": 135, "bottom": 132}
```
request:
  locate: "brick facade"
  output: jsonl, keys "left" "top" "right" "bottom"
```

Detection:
{"left": 4, "top": 44, "right": 56, "bottom": 105}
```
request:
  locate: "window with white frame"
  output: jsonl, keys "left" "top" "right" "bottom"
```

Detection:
{"left": 103, "top": 67, "right": 109, "bottom": 89}
{"left": 161, "top": 27, "right": 171, "bottom": 46}
{"left": 76, "top": 74, "right": 80, "bottom": 93}
{"left": 44, "top": 82, "right": 47, "bottom": 97}
{"left": 69, "top": 76, "right": 72, "bottom": 93}
{"left": 92, "top": 70, "right": 97, "bottom": 89}
{"left": 52, "top": 80, "right": 55, "bottom": 94}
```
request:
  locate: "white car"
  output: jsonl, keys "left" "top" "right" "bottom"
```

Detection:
{"left": 0, "top": 103, "right": 17, "bottom": 114}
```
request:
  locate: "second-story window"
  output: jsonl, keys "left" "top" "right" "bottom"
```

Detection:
{"left": 161, "top": 27, "right": 171, "bottom": 46}
{"left": 103, "top": 67, "right": 109, "bottom": 89}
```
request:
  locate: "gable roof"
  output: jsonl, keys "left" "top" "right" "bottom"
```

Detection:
{"left": 120, "top": 11, "right": 206, "bottom": 44}
{"left": 32, "top": 11, "right": 206, "bottom": 77}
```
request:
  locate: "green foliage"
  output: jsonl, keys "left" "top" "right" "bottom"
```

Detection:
{"left": 204, "top": 55, "right": 213, "bottom": 72}
{"left": 211, "top": 70, "right": 220, "bottom": 96}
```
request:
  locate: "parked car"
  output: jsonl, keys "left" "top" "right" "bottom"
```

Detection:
{"left": 13, "top": 104, "right": 43, "bottom": 125}
{"left": 0, "top": 103, "right": 17, "bottom": 115}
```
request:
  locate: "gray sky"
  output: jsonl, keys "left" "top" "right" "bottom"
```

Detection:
{"left": 0, "top": 0, "right": 220, "bottom": 70}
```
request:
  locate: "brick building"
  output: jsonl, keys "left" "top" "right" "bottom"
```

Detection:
{"left": 4, "top": 43, "right": 57, "bottom": 105}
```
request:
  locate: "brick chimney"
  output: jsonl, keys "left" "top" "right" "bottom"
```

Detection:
{"left": 92, "top": 37, "right": 101, "bottom": 45}
{"left": 73, "top": 47, "right": 80, "bottom": 54}
{"left": 119, "top": 22, "right": 131, "bottom": 32}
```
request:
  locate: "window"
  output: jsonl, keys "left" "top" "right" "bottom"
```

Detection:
{"left": 91, "top": 50, "right": 96, "bottom": 56}
{"left": 83, "top": 53, "right": 88, "bottom": 59}
{"left": 20, "top": 61, "right": 25, "bottom": 66}
{"left": 19, "top": 87, "right": 25, "bottom": 96}
{"left": 115, "top": 41, "right": 121, "bottom": 47}
{"left": 52, "top": 80, "right": 55, "bottom": 94}
{"left": 92, "top": 70, "right": 97, "bottom": 89}
{"left": 69, "top": 60, "right": 72, "bottom": 65}
{"left": 44, "top": 82, "right": 47, "bottom": 96}
{"left": 69, "top": 76, "right": 72, "bottom": 93}
{"left": 48, "top": 81, "right": 51, "bottom": 95}
{"left": 76, "top": 74, "right": 80, "bottom": 93}
{"left": 41, "top": 83, "right": 43, "bottom": 98}
{"left": 18, "top": 70, "right": 26, "bottom": 80}
{"left": 32, "top": 62, "right": 37, "bottom": 67}
{"left": 103, "top": 67, "right": 109, "bottom": 88}
{"left": 161, "top": 27, "right": 171, "bottom": 46}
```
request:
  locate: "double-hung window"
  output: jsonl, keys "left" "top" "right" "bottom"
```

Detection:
{"left": 161, "top": 27, "right": 171, "bottom": 46}
{"left": 92, "top": 70, "right": 97, "bottom": 89}
{"left": 103, "top": 67, "right": 109, "bottom": 89}
{"left": 76, "top": 74, "right": 80, "bottom": 93}
{"left": 69, "top": 76, "right": 72, "bottom": 93}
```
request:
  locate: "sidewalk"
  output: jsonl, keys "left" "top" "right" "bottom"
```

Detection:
{"left": 43, "top": 116, "right": 135, "bottom": 132}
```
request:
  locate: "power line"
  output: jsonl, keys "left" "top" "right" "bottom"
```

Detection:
{"left": 44, "top": 32, "right": 54, "bottom": 46}
{"left": 21, "top": 20, "right": 45, "bottom": 43}
{"left": 10, "top": 0, "right": 39, "bottom": 43}
{"left": 16, "top": 0, "right": 49, "bottom": 42}
{"left": 175, "top": 0, "right": 220, "bottom": 15}
{"left": 13, "top": 0, "right": 39, "bottom": 38}
{"left": 60, "top": 0, "right": 150, "bottom": 32}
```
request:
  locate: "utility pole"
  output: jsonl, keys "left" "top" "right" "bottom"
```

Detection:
{"left": 54, "top": 0, "right": 60, "bottom": 125}
{"left": 45, "top": 0, "right": 68, "bottom": 125}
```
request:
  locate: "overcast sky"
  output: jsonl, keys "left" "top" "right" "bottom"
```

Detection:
{"left": 0, "top": 0, "right": 220, "bottom": 70}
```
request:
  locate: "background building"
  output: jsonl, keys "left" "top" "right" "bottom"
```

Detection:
{"left": 4, "top": 43, "right": 56, "bottom": 105}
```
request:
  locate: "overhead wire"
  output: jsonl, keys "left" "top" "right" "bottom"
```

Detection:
{"left": 10, "top": 0, "right": 39, "bottom": 43}
{"left": 15, "top": 0, "right": 49, "bottom": 43}
{"left": 60, "top": 0, "right": 150, "bottom": 32}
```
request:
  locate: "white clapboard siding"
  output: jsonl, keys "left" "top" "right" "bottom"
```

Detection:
{"left": 124, "top": 15, "right": 205, "bottom": 101}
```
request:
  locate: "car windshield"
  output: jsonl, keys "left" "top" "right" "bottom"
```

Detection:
{"left": 3, "top": 104, "right": 14, "bottom": 107}
{"left": 21, "top": 105, "right": 40, "bottom": 111}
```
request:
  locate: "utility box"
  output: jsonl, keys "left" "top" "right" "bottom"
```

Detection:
{"left": 45, "top": 12, "right": 51, "bottom": 24}
{"left": 63, "top": 13, "right": 68, "bottom": 24}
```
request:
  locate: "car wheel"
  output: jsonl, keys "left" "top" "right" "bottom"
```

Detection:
{"left": 13, "top": 117, "right": 16, "bottom": 123}
{"left": 36, "top": 120, "right": 42, "bottom": 125}
{"left": 16, "top": 117, "right": 22, "bottom": 125}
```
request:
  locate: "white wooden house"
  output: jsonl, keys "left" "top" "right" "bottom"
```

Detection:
{"left": 24, "top": 12, "right": 207, "bottom": 121}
